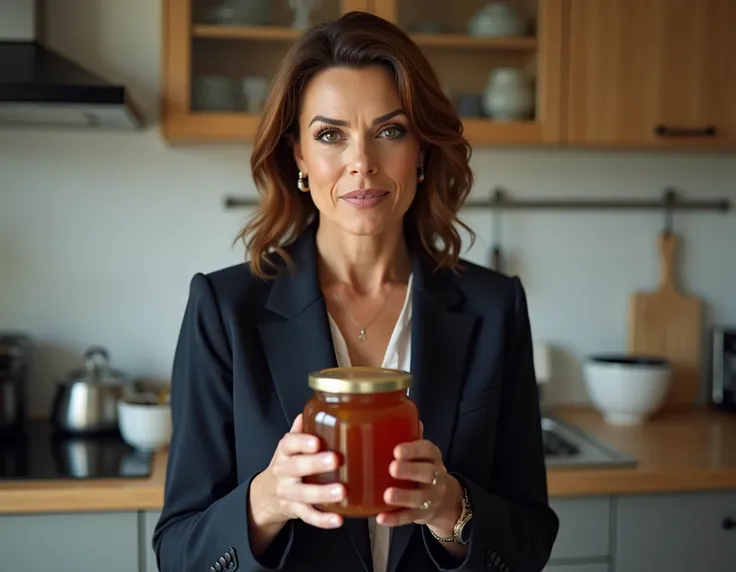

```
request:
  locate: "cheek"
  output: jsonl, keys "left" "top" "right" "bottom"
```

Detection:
{"left": 381, "top": 147, "right": 419, "bottom": 189}
{"left": 302, "top": 148, "right": 342, "bottom": 186}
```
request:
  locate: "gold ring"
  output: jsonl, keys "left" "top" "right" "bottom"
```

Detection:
{"left": 421, "top": 499, "right": 432, "bottom": 510}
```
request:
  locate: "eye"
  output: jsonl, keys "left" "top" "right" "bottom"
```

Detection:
{"left": 378, "top": 124, "right": 406, "bottom": 139}
{"left": 314, "top": 128, "right": 343, "bottom": 144}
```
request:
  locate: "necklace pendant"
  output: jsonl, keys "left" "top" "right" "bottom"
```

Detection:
{"left": 358, "top": 328, "right": 367, "bottom": 342}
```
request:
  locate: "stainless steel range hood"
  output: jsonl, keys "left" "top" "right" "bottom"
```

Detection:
{"left": 0, "top": 0, "right": 144, "bottom": 130}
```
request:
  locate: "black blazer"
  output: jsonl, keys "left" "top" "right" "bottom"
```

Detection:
{"left": 152, "top": 223, "right": 559, "bottom": 572}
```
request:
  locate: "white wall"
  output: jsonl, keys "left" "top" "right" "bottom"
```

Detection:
{"left": 1, "top": 0, "right": 735, "bottom": 417}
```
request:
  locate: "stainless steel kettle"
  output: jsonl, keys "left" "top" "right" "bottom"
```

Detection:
{"left": 51, "top": 346, "right": 132, "bottom": 434}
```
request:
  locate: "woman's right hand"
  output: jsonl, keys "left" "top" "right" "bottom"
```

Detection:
{"left": 250, "top": 413, "right": 346, "bottom": 530}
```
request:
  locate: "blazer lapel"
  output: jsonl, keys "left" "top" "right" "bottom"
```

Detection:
{"left": 257, "top": 223, "right": 373, "bottom": 572}
{"left": 387, "top": 252, "right": 478, "bottom": 572}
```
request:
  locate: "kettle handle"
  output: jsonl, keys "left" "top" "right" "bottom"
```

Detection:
{"left": 84, "top": 346, "right": 111, "bottom": 375}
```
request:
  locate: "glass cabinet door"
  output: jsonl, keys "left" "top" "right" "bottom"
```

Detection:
{"left": 162, "top": 0, "right": 371, "bottom": 140}
{"left": 190, "top": 0, "right": 352, "bottom": 115}
{"left": 372, "top": 0, "right": 562, "bottom": 145}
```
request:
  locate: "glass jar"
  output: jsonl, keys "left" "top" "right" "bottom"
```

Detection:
{"left": 303, "top": 366, "right": 420, "bottom": 517}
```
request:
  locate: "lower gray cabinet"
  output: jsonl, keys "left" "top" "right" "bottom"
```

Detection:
{"left": 0, "top": 510, "right": 139, "bottom": 572}
{"left": 614, "top": 491, "right": 736, "bottom": 572}
{"left": 548, "top": 496, "right": 611, "bottom": 562}
{"left": 143, "top": 510, "right": 163, "bottom": 572}
{"left": 545, "top": 565, "right": 608, "bottom": 572}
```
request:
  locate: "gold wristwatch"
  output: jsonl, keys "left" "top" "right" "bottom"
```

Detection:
{"left": 428, "top": 487, "right": 473, "bottom": 546}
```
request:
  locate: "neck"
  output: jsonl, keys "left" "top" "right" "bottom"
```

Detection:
{"left": 315, "top": 219, "right": 411, "bottom": 294}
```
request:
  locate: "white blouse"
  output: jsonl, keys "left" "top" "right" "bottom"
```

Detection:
{"left": 326, "top": 273, "right": 414, "bottom": 572}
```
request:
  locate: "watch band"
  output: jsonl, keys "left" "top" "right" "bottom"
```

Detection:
{"left": 428, "top": 487, "right": 473, "bottom": 545}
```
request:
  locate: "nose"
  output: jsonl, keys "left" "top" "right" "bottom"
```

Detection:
{"left": 348, "top": 139, "right": 377, "bottom": 177}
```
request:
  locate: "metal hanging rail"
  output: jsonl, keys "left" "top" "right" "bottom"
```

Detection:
{"left": 463, "top": 187, "right": 731, "bottom": 212}
{"left": 224, "top": 187, "right": 731, "bottom": 213}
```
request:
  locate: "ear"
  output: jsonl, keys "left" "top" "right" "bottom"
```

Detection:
{"left": 417, "top": 147, "right": 426, "bottom": 167}
{"left": 290, "top": 134, "right": 306, "bottom": 173}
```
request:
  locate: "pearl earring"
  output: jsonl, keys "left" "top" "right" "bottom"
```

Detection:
{"left": 417, "top": 164, "right": 425, "bottom": 183}
{"left": 297, "top": 171, "right": 310, "bottom": 192}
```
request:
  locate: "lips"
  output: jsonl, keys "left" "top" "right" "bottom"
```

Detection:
{"left": 340, "top": 188, "right": 390, "bottom": 209}
{"left": 341, "top": 189, "right": 389, "bottom": 199}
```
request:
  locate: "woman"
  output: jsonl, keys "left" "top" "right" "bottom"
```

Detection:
{"left": 153, "top": 10, "right": 558, "bottom": 572}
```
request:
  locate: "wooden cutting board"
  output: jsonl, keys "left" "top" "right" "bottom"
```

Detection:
{"left": 628, "top": 231, "right": 703, "bottom": 411}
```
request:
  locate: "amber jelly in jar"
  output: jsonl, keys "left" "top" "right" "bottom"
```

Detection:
{"left": 302, "top": 366, "right": 420, "bottom": 517}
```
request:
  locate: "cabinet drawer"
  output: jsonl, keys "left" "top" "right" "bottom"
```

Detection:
{"left": 548, "top": 496, "right": 611, "bottom": 561}
{"left": 615, "top": 491, "right": 736, "bottom": 572}
{"left": 0, "top": 511, "right": 138, "bottom": 572}
{"left": 545, "top": 564, "right": 608, "bottom": 572}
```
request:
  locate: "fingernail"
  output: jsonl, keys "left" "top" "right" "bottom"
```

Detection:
{"left": 329, "top": 485, "right": 343, "bottom": 498}
{"left": 308, "top": 438, "right": 318, "bottom": 449}
{"left": 323, "top": 454, "right": 334, "bottom": 467}
{"left": 329, "top": 515, "right": 340, "bottom": 527}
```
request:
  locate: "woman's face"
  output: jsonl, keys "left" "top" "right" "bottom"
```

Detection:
{"left": 293, "top": 65, "right": 423, "bottom": 237}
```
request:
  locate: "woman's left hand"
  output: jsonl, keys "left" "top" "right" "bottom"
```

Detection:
{"left": 376, "top": 423, "right": 463, "bottom": 531}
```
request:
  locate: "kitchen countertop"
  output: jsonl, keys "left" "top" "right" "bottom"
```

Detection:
{"left": 1, "top": 406, "right": 735, "bottom": 514}
{"left": 546, "top": 405, "right": 736, "bottom": 497}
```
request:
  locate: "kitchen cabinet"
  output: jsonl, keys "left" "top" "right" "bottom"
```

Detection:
{"left": 0, "top": 510, "right": 139, "bottom": 572}
{"left": 161, "top": 0, "right": 565, "bottom": 146}
{"left": 162, "top": 0, "right": 370, "bottom": 142}
{"left": 161, "top": 0, "right": 736, "bottom": 151}
{"left": 371, "top": 0, "right": 565, "bottom": 146}
{"left": 143, "top": 510, "right": 162, "bottom": 572}
{"left": 614, "top": 491, "right": 736, "bottom": 572}
{"left": 545, "top": 565, "right": 608, "bottom": 572}
{"left": 564, "top": 0, "right": 736, "bottom": 151}
{"left": 547, "top": 496, "right": 611, "bottom": 563}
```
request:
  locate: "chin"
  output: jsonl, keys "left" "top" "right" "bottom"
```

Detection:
{"left": 339, "top": 215, "right": 400, "bottom": 238}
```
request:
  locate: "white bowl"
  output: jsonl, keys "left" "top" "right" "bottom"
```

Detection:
{"left": 117, "top": 397, "right": 172, "bottom": 452}
{"left": 583, "top": 354, "right": 672, "bottom": 425}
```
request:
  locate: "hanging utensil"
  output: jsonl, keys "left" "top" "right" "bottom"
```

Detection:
{"left": 628, "top": 188, "right": 703, "bottom": 413}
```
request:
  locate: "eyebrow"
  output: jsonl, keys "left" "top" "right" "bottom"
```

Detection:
{"left": 308, "top": 109, "right": 405, "bottom": 127}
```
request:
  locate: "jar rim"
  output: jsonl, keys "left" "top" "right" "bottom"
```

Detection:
{"left": 308, "top": 366, "right": 412, "bottom": 394}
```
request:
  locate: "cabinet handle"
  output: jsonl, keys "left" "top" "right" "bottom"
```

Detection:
{"left": 723, "top": 517, "right": 736, "bottom": 530}
{"left": 654, "top": 125, "right": 717, "bottom": 137}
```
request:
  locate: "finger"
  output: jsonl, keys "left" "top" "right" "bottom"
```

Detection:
{"left": 394, "top": 440, "right": 442, "bottom": 463}
{"left": 419, "top": 421, "right": 424, "bottom": 438}
{"left": 376, "top": 508, "right": 422, "bottom": 527}
{"left": 277, "top": 433, "right": 321, "bottom": 457}
{"left": 291, "top": 502, "right": 343, "bottom": 529}
{"left": 383, "top": 485, "right": 440, "bottom": 510}
{"left": 290, "top": 413, "right": 304, "bottom": 433}
{"left": 276, "top": 480, "right": 346, "bottom": 505}
{"left": 273, "top": 450, "right": 339, "bottom": 478}
{"left": 389, "top": 460, "right": 443, "bottom": 485}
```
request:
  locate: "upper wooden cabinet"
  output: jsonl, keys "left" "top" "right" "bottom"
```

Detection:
{"left": 563, "top": 0, "right": 736, "bottom": 150}
{"left": 161, "top": 0, "right": 736, "bottom": 151}
{"left": 371, "top": 0, "right": 565, "bottom": 146}
{"left": 162, "top": 0, "right": 370, "bottom": 142}
{"left": 161, "top": 0, "right": 565, "bottom": 146}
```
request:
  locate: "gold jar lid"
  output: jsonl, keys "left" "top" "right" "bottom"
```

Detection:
{"left": 308, "top": 366, "right": 412, "bottom": 394}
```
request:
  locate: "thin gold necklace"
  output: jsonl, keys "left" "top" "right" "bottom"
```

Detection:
{"left": 331, "top": 286, "right": 395, "bottom": 342}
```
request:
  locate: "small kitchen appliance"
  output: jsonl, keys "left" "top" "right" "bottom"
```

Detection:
{"left": 709, "top": 326, "right": 736, "bottom": 412}
{"left": 0, "top": 333, "right": 32, "bottom": 437}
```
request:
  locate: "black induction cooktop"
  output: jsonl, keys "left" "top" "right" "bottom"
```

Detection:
{"left": 0, "top": 420, "right": 153, "bottom": 481}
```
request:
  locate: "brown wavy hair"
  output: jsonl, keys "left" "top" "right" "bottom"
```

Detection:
{"left": 238, "top": 10, "right": 475, "bottom": 279}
